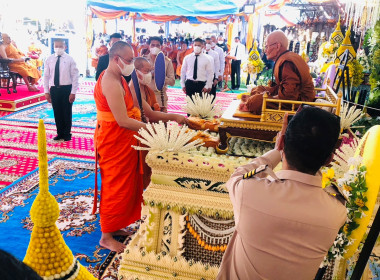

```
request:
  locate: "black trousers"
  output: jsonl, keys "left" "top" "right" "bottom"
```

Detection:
{"left": 185, "top": 79, "right": 206, "bottom": 100}
{"left": 209, "top": 75, "right": 217, "bottom": 100}
{"left": 50, "top": 85, "right": 73, "bottom": 138}
{"left": 231, "top": 59, "right": 241, "bottom": 89}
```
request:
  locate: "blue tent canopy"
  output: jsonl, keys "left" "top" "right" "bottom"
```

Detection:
{"left": 88, "top": 0, "right": 240, "bottom": 16}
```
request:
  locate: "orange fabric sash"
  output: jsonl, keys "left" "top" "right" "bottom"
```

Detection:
{"left": 96, "top": 107, "right": 142, "bottom": 122}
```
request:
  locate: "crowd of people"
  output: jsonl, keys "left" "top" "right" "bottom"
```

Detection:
{"left": 92, "top": 32, "right": 247, "bottom": 94}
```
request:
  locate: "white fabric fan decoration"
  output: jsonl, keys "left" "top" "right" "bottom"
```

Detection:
{"left": 340, "top": 102, "right": 363, "bottom": 131}
{"left": 133, "top": 121, "right": 203, "bottom": 153}
{"left": 182, "top": 92, "right": 222, "bottom": 119}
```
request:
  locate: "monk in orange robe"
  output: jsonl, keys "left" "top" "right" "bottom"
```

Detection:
{"left": 167, "top": 43, "right": 178, "bottom": 75}
{"left": 0, "top": 33, "right": 41, "bottom": 92}
{"left": 239, "top": 31, "right": 315, "bottom": 114}
{"left": 91, "top": 40, "right": 108, "bottom": 69}
{"left": 94, "top": 42, "right": 186, "bottom": 252}
{"left": 176, "top": 42, "right": 192, "bottom": 78}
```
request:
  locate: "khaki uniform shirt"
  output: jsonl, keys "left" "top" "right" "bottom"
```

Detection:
{"left": 217, "top": 150, "right": 347, "bottom": 280}
{"left": 144, "top": 53, "right": 175, "bottom": 109}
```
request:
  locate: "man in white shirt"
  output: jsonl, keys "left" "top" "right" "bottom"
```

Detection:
{"left": 181, "top": 38, "right": 213, "bottom": 100}
{"left": 204, "top": 38, "right": 220, "bottom": 99}
{"left": 44, "top": 39, "right": 79, "bottom": 141}
{"left": 211, "top": 35, "right": 225, "bottom": 88}
{"left": 230, "top": 37, "right": 246, "bottom": 90}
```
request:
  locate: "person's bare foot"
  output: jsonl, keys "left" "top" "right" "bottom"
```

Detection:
{"left": 99, "top": 233, "right": 126, "bottom": 253}
{"left": 112, "top": 229, "right": 130, "bottom": 236}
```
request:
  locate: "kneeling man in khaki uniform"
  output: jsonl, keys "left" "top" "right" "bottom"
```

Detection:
{"left": 217, "top": 107, "right": 346, "bottom": 280}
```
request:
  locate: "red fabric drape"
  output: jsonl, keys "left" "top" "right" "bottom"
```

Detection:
{"left": 90, "top": 6, "right": 127, "bottom": 20}
{"left": 196, "top": 15, "right": 230, "bottom": 23}
{"left": 140, "top": 14, "right": 182, "bottom": 22}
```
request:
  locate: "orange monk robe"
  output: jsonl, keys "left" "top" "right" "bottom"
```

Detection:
{"left": 168, "top": 48, "right": 178, "bottom": 74}
{"left": 94, "top": 71, "right": 144, "bottom": 233}
{"left": 141, "top": 84, "right": 160, "bottom": 112}
{"left": 129, "top": 82, "right": 159, "bottom": 189}
{"left": 6, "top": 44, "right": 41, "bottom": 84}
{"left": 176, "top": 47, "right": 193, "bottom": 77}
{"left": 131, "top": 43, "right": 139, "bottom": 57}
{"left": 92, "top": 45, "right": 108, "bottom": 69}
{"left": 244, "top": 51, "right": 315, "bottom": 114}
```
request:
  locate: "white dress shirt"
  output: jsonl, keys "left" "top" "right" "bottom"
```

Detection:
{"left": 43, "top": 53, "right": 79, "bottom": 94}
{"left": 205, "top": 49, "right": 220, "bottom": 78}
{"left": 231, "top": 42, "right": 246, "bottom": 61}
{"left": 180, "top": 52, "right": 213, "bottom": 89}
{"left": 212, "top": 45, "right": 225, "bottom": 76}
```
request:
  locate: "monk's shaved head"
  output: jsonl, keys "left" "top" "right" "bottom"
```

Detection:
{"left": 265, "top": 30, "right": 289, "bottom": 61}
{"left": 109, "top": 41, "right": 132, "bottom": 59}
{"left": 267, "top": 30, "right": 288, "bottom": 49}
{"left": 134, "top": 57, "right": 150, "bottom": 71}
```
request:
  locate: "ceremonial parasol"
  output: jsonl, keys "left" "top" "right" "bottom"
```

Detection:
{"left": 154, "top": 52, "right": 166, "bottom": 112}
{"left": 131, "top": 70, "right": 147, "bottom": 123}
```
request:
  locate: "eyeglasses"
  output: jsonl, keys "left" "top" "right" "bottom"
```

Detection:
{"left": 118, "top": 55, "right": 134, "bottom": 64}
{"left": 265, "top": 42, "right": 278, "bottom": 50}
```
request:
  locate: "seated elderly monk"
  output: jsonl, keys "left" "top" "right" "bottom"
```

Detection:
{"left": 0, "top": 33, "right": 41, "bottom": 92}
{"left": 130, "top": 57, "right": 160, "bottom": 112}
{"left": 240, "top": 30, "right": 315, "bottom": 114}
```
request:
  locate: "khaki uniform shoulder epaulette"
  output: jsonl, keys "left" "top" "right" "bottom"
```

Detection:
{"left": 324, "top": 182, "right": 348, "bottom": 206}
{"left": 243, "top": 164, "right": 268, "bottom": 179}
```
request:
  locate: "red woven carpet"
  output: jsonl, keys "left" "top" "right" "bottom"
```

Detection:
{"left": 0, "top": 84, "right": 45, "bottom": 111}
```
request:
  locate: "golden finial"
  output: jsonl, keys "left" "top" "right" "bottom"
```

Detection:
{"left": 24, "top": 119, "right": 96, "bottom": 280}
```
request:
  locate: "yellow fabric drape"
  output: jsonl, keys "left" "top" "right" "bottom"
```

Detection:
{"left": 196, "top": 15, "right": 230, "bottom": 23}
{"left": 246, "top": 14, "right": 254, "bottom": 52}
{"left": 86, "top": 15, "right": 93, "bottom": 59}
{"left": 90, "top": 7, "right": 127, "bottom": 20}
{"left": 226, "top": 21, "right": 233, "bottom": 48}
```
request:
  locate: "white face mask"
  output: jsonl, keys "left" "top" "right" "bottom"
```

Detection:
{"left": 205, "top": 44, "right": 211, "bottom": 51}
{"left": 137, "top": 70, "right": 152, "bottom": 85}
{"left": 194, "top": 46, "right": 202, "bottom": 54}
{"left": 150, "top": 47, "right": 160, "bottom": 55}
{"left": 218, "top": 40, "right": 224, "bottom": 44}
{"left": 118, "top": 58, "right": 135, "bottom": 76}
{"left": 54, "top": 48, "right": 65, "bottom": 56}
{"left": 211, "top": 42, "right": 216, "bottom": 48}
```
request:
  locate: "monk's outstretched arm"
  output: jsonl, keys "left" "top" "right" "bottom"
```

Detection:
{"left": 142, "top": 99, "right": 187, "bottom": 124}
{"left": 102, "top": 77, "right": 147, "bottom": 132}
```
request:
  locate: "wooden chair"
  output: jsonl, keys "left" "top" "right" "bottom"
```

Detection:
{"left": 260, "top": 86, "right": 342, "bottom": 124}
{"left": 0, "top": 58, "right": 17, "bottom": 95}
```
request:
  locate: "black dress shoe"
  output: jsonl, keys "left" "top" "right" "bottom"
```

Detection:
{"left": 53, "top": 135, "right": 63, "bottom": 140}
{"left": 63, "top": 135, "right": 72, "bottom": 141}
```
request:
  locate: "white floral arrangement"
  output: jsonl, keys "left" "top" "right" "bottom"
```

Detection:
{"left": 332, "top": 138, "right": 359, "bottom": 178}
{"left": 133, "top": 121, "right": 203, "bottom": 153}
{"left": 228, "top": 137, "right": 274, "bottom": 157}
{"left": 182, "top": 92, "right": 222, "bottom": 119}
{"left": 357, "top": 48, "right": 371, "bottom": 73}
{"left": 322, "top": 156, "right": 366, "bottom": 266}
